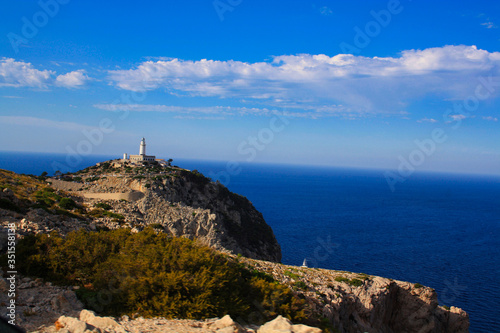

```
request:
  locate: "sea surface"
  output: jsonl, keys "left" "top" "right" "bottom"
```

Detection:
{"left": 1, "top": 151, "right": 499, "bottom": 332}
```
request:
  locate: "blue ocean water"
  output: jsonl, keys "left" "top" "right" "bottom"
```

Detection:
{"left": 1, "top": 152, "right": 499, "bottom": 332}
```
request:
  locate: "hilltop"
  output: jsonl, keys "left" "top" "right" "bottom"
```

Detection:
{"left": 1, "top": 159, "right": 281, "bottom": 262}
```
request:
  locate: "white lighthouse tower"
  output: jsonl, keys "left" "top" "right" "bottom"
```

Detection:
{"left": 139, "top": 137, "right": 146, "bottom": 156}
{"left": 128, "top": 137, "right": 156, "bottom": 162}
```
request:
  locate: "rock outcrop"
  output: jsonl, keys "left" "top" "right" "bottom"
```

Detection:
{"left": 0, "top": 166, "right": 470, "bottom": 332}
{"left": 0, "top": 164, "right": 282, "bottom": 262}
{"left": 36, "top": 312, "right": 323, "bottom": 333}
{"left": 131, "top": 170, "right": 282, "bottom": 262}
{"left": 237, "top": 257, "right": 469, "bottom": 333}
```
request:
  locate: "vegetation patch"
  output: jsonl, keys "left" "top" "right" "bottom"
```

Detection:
{"left": 0, "top": 198, "right": 22, "bottom": 213}
{"left": 5, "top": 228, "right": 309, "bottom": 324}
{"left": 285, "top": 270, "right": 301, "bottom": 280}
{"left": 94, "top": 202, "right": 113, "bottom": 211}
{"left": 335, "top": 276, "right": 364, "bottom": 287}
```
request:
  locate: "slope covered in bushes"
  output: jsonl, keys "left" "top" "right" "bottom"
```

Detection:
{"left": 9, "top": 227, "right": 309, "bottom": 324}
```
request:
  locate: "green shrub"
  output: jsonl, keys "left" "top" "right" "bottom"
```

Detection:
{"left": 334, "top": 276, "right": 350, "bottom": 283}
{"left": 285, "top": 270, "right": 300, "bottom": 280}
{"left": 414, "top": 283, "right": 423, "bottom": 289}
{"left": 94, "top": 202, "right": 112, "bottom": 210}
{"left": 348, "top": 278, "right": 363, "bottom": 287}
{"left": 294, "top": 281, "right": 308, "bottom": 290}
{"left": 11, "top": 228, "right": 307, "bottom": 324}
{"left": 0, "top": 198, "right": 22, "bottom": 213}
{"left": 334, "top": 276, "right": 363, "bottom": 287}
{"left": 59, "top": 197, "right": 77, "bottom": 210}
{"left": 150, "top": 223, "right": 164, "bottom": 230}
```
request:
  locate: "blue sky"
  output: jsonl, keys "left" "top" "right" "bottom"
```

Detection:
{"left": 0, "top": 0, "right": 499, "bottom": 175}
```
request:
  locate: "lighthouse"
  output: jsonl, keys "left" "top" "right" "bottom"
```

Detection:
{"left": 127, "top": 138, "right": 157, "bottom": 163}
{"left": 140, "top": 137, "right": 146, "bottom": 155}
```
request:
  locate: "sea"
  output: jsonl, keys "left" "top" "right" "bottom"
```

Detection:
{"left": 1, "top": 151, "right": 499, "bottom": 332}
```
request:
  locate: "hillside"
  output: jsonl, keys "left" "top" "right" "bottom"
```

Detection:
{"left": 0, "top": 162, "right": 470, "bottom": 332}
{"left": 0, "top": 160, "right": 281, "bottom": 262}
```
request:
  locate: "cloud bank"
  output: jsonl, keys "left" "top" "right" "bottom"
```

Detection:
{"left": 108, "top": 45, "right": 500, "bottom": 114}
{"left": 55, "top": 70, "right": 90, "bottom": 88}
{"left": 0, "top": 58, "right": 89, "bottom": 89}
{"left": 93, "top": 103, "right": 353, "bottom": 119}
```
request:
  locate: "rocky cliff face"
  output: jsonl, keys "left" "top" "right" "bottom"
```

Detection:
{"left": 239, "top": 258, "right": 469, "bottom": 333}
{"left": 135, "top": 170, "right": 282, "bottom": 262}
{"left": 0, "top": 166, "right": 470, "bottom": 332}
{"left": 0, "top": 165, "right": 282, "bottom": 262}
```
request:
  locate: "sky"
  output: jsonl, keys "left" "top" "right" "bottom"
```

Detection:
{"left": 0, "top": 0, "right": 499, "bottom": 176}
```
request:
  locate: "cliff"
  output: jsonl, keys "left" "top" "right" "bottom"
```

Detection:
{"left": 238, "top": 258, "right": 469, "bottom": 333}
{"left": 0, "top": 164, "right": 470, "bottom": 332}
{"left": 0, "top": 161, "right": 282, "bottom": 262}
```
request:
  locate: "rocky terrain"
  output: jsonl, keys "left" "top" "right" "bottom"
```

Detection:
{"left": 0, "top": 161, "right": 281, "bottom": 262}
{"left": 236, "top": 258, "right": 469, "bottom": 333}
{"left": 0, "top": 163, "right": 470, "bottom": 332}
{"left": 0, "top": 268, "right": 320, "bottom": 333}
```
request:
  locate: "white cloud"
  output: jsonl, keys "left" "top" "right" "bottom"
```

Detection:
{"left": 482, "top": 116, "right": 498, "bottom": 121}
{"left": 93, "top": 103, "right": 355, "bottom": 119}
{"left": 319, "top": 6, "right": 333, "bottom": 16}
{"left": 481, "top": 21, "right": 497, "bottom": 29}
{"left": 417, "top": 118, "right": 438, "bottom": 123}
{"left": 55, "top": 70, "right": 89, "bottom": 88}
{"left": 446, "top": 114, "right": 468, "bottom": 123}
{"left": 0, "top": 58, "right": 54, "bottom": 88}
{"left": 108, "top": 45, "right": 500, "bottom": 115}
{"left": 0, "top": 116, "right": 96, "bottom": 131}
{"left": 94, "top": 103, "right": 273, "bottom": 116}
{"left": 0, "top": 58, "right": 89, "bottom": 89}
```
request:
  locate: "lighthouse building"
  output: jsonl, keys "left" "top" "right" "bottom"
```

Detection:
{"left": 126, "top": 138, "right": 157, "bottom": 162}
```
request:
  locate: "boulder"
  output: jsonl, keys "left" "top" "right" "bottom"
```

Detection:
{"left": 257, "top": 316, "right": 321, "bottom": 333}
{"left": 291, "top": 324, "right": 322, "bottom": 333}
{"left": 51, "top": 290, "right": 83, "bottom": 313}
{"left": 258, "top": 315, "right": 293, "bottom": 333}
{"left": 79, "top": 309, "right": 126, "bottom": 332}
{"left": 55, "top": 316, "right": 89, "bottom": 333}
{"left": 212, "top": 315, "right": 245, "bottom": 333}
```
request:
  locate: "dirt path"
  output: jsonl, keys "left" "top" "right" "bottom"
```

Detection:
{"left": 82, "top": 191, "right": 144, "bottom": 201}
{"left": 48, "top": 179, "right": 145, "bottom": 202}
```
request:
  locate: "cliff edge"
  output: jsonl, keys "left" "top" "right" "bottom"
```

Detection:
{"left": 0, "top": 164, "right": 470, "bottom": 332}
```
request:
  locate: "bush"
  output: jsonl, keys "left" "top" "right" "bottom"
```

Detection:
{"left": 59, "top": 197, "right": 77, "bottom": 210}
{"left": 294, "top": 281, "right": 308, "bottom": 290}
{"left": 11, "top": 228, "right": 307, "bottom": 323}
{"left": 94, "top": 202, "right": 112, "bottom": 211}
{"left": 334, "top": 276, "right": 363, "bottom": 287}
{"left": 0, "top": 198, "right": 22, "bottom": 213}
{"left": 349, "top": 278, "right": 363, "bottom": 287}
{"left": 334, "top": 276, "right": 350, "bottom": 283}
{"left": 150, "top": 223, "right": 164, "bottom": 230}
